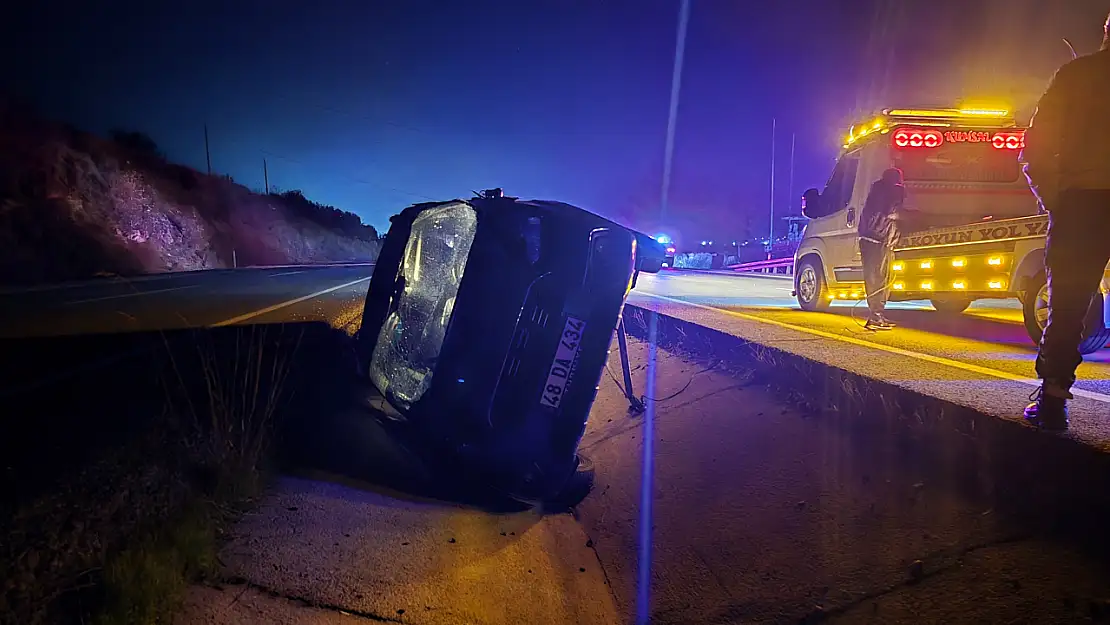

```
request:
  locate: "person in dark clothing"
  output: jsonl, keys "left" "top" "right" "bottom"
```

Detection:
{"left": 1021, "top": 12, "right": 1110, "bottom": 431}
{"left": 858, "top": 167, "right": 906, "bottom": 330}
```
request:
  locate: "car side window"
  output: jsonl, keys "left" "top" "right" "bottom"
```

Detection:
{"left": 822, "top": 153, "right": 860, "bottom": 215}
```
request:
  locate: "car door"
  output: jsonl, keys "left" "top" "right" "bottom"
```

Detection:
{"left": 820, "top": 150, "right": 862, "bottom": 286}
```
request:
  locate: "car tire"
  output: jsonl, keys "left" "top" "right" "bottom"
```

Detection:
{"left": 930, "top": 296, "right": 972, "bottom": 314}
{"left": 541, "top": 454, "right": 596, "bottom": 512}
{"left": 796, "top": 258, "right": 830, "bottom": 311}
{"left": 1023, "top": 272, "right": 1110, "bottom": 355}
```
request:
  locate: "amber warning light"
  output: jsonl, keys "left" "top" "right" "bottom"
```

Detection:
{"left": 892, "top": 128, "right": 1025, "bottom": 150}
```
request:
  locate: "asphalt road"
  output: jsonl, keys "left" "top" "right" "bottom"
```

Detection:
{"left": 630, "top": 270, "right": 1110, "bottom": 451}
{"left": 0, "top": 265, "right": 376, "bottom": 338}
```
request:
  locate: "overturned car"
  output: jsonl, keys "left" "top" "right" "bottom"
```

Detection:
{"left": 356, "top": 189, "right": 664, "bottom": 505}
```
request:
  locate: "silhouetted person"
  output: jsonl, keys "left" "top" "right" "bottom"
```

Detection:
{"left": 1021, "top": 12, "right": 1110, "bottom": 431}
{"left": 857, "top": 167, "right": 906, "bottom": 330}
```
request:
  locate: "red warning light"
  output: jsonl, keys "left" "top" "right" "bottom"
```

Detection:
{"left": 893, "top": 128, "right": 944, "bottom": 149}
{"left": 991, "top": 131, "right": 1025, "bottom": 150}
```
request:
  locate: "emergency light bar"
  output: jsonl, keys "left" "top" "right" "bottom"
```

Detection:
{"left": 887, "top": 108, "right": 1010, "bottom": 118}
{"left": 843, "top": 106, "right": 1017, "bottom": 149}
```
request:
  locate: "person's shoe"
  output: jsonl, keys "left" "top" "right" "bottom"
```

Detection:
{"left": 865, "top": 315, "right": 893, "bottom": 331}
{"left": 1024, "top": 385, "right": 1070, "bottom": 432}
{"left": 877, "top": 313, "right": 896, "bottom": 329}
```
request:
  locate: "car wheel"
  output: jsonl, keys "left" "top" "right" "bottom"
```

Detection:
{"left": 796, "top": 259, "right": 830, "bottom": 311}
{"left": 1023, "top": 272, "right": 1110, "bottom": 355}
{"left": 541, "top": 454, "right": 596, "bottom": 512}
{"left": 930, "top": 296, "right": 972, "bottom": 314}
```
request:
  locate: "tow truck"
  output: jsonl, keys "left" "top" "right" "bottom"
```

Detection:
{"left": 793, "top": 106, "right": 1110, "bottom": 354}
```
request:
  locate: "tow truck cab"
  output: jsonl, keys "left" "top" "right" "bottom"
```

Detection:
{"left": 794, "top": 107, "right": 1037, "bottom": 311}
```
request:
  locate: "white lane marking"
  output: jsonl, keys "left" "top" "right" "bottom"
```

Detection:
{"left": 211, "top": 276, "right": 372, "bottom": 327}
{"left": 64, "top": 284, "right": 199, "bottom": 305}
{"left": 270, "top": 270, "right": 306, "bottom": 277}
{"left": 639, "top": 292, "right": 1110, "bottom": 405}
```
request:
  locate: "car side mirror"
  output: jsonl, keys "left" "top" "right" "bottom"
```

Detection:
{"left": 800, "top": 188, "right": 822, "bottom": 218}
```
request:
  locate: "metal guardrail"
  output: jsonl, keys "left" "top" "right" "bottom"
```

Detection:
{"left": 727, "top": 257, "right": 795, "bottom": 275}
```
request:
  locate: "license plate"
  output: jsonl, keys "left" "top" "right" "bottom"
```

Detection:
{"left": 539, "top": 316, "right": 586, "bottom": 409}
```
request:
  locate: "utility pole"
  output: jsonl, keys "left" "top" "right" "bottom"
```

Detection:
{"left": 768, "top": 117, "right": 776, "bottom": 253}
{"left": 263, "top": 158, "right": 269, "bottom": 194}
{"left": 204, "top": 124, "right": 212, "bottom": 175}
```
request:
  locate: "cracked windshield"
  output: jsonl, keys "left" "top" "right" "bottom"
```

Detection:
{"left": 4, "top": 1, "right": 1110, "bottom": 624}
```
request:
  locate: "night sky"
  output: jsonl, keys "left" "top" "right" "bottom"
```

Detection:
{"left": 3, "top": 1, "right": 1107, "bottom": 242}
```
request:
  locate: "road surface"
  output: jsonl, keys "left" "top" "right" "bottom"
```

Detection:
{"left": 0, "top": 265, "right": 376, "bottom": 338}
{"left": 629, "top": 270, "right": 1110, "bottom": 450}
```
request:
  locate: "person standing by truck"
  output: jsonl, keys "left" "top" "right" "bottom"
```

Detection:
{"left": 857, "top": 167, "right": 906, "bottom": 330}
{"left": 1020, "top": 11, "right": 1110, "bottom": 431}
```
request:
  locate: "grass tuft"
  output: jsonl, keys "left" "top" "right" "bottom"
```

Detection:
{"left": 93, "top": 496, "right": 238, "bottom": 625}
{"left": 89, "top": 325, "right": 299, "bottom": 625}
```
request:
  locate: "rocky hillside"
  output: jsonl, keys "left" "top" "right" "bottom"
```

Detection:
{"left": 0, "top": 102, "right": 380, "bottom": 286}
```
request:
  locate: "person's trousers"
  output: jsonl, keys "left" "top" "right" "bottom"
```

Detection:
{"left": 860, "top": 238, "right": 892, "bottom": 316}
{"left": 1036, "top": 190, "right": 1110, "bottom": 390}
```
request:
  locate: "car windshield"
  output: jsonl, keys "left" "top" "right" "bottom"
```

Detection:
{"left": 368, "top": 202, "right": 477, "bottom": 408}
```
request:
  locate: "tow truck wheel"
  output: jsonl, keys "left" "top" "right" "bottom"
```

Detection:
{"left": 797, "top": 258, "right": 830, "bottom": 311}
{"left": 930, "top": 296, "right": 972, "bottom": 314}
{"left": 1023, "top": 272, "right": 1110, "bottom": 355}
